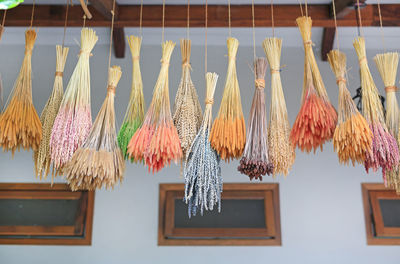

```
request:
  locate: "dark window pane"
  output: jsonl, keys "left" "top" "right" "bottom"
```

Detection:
{"left": 0, "top": 199, "right": 80, "bottom": 226}
{"left": 379, "top": 199, "right": 400, "bottom": 228}
{"left": 174, "top": 199, "right": 266, "bottom": 228}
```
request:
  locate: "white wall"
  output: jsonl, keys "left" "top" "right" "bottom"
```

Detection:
{"left": 0, "top": 30, "right": 399, "bottom": 263}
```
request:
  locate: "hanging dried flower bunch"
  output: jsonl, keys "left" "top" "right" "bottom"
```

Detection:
{"left": 34, "top": 45, "right": 69, "bottom": 180}
{"left": 50, "top": 28, "right": 98, "bottom": 175}
{"left": 353, "top": 37, "right": 399, "bottom": 178}
{"left": 328, "top": 49, "right": 372, "bottom": 165}
{"left": 374, "top": 52, "right": 400, "bottom": 190}
{"left": 117, "top": 35, "right": 145, "bottom": 161}
{"left": 291, "top": 16, "right": 337, "bottom": 152}
{"left": 65, "top": 66, "right": 125, "bottom": 190}
{"left": 184, "top": 72, "right": 221, "bottom": 217}
{"left": 128, "top": 41, "right": 182, "bottom": 172}
{"left": 0, "top": 29, "right": 42, "bottom": 155}
{"left": 210, "top": 37, "right": 245, "bottom": 161}
{"left": 263, "top": 37, "right": 295, "bottom": 176}
{"left": 173, "top": 39, "right": 202, "bottom": 161}
{"left": 238, "top": 58, "right": 273, "bottom": 181}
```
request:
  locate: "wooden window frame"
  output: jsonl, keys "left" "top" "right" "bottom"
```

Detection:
{"left": 0, "top": 183, "right": 94, "bottom": 245}
{"left": 158, "top": 183, "right": 281, "bottom": 246}
{"left": 362, "top": 183, "right": 400, "bottom": 245}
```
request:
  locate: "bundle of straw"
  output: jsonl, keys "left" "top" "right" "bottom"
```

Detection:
{"left": 34, "top": 45, "right": 69, "bottom": 180}
{"left": 210, "top": 37, "right": 245, "bottom": 161}
{"left": 0, "top": 29, "right": 42, "bottom": 155}
{"left": 238, "top": 58, "right": 273, "bottom": 181}
{"left": 374, "top": 52, "right": 400, "bottom": 189}
{"left": 65, "top": 66, "right": 125, "bottom": 190}
{"left": 117, "top": 35, "right": 145, "bottom": 160}
{"left": 353, "top": 37, "right": 399, "bottom": 177}
{"left": 128, "top": 41, "right": 182, "bottom": 172}
{"left": 263, "top": 37, "right": 295, "bottom": 176}
{"left": 50, "top": 28, "right": 98, "bottom": 175}
{"left": 290, "top": 16, "right": 337, "bottom": 152}
{"left": 173, "top": 39, "right": 202, "bottom": 161}
{"left": 184, "top": 72, "right": 221, "bottom": 217}
{"left": 328, "top": 50, "right": 372, "bottom": 165}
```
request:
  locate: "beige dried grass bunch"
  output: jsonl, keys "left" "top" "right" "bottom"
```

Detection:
{"left": 328, "top": 49, "right": 372, "bottom": 165}
{"left": 353, "top": 37, "right": 399, "bottom": 177}
{"left": 0, "top": 29, "right": 42, "bottom": 155}
{"left": 374, "top": 52, "right": 400, "bottom": 191}
{"left": 34, "top": 45, "right": 69, "bottom": 180}
{"left": 173, "top": 39, "right": 202, "bottom": 161}
{"left": 210, "top": 37, "right": 245, "bottom": 161}
{"left": 117, "top": 35, "right": 145, "bottom": 161}
{"left": 65, "top": 66, "right": 125, "bottom": 190}
{"left": 263, "top": 37, "right": 295, "bottom": 176}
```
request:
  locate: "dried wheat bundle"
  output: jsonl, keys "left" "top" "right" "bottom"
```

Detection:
{"left": 127, "top": 41, "right": 182, "bottom": 173}
{"left": 238, "top": 58, "right": 273, "bottom": 181}
{"left": 353, "top": 37, "right": 399, "bottom": 178}
{"left": 290, "top": 59, "right": 336, "bottom": 153}
{"left": 173, "top": 39, "right": 202, "bottom": 161}
{"left": 263, "top": 37, "right": 295, "bottom": 176}
{"left": 328, "top": 50, "right": 372, "bottom": 165}
{"left": 374, "top": 52, "right": 400, "bottom": 189}
{"left": 34, "top": 45, "right": 69, "bottom": 180}
{"left": 184, "top": 72, "right": 221, "bottom": 217}
{"left": 50, "top": 28, "right": 98, "bottom": 175}
{"left": 117, "top": 35, "right": 145, "bottom": 161}
{"left": 291, "top": 17, "right": 337, "bottom": 152}
{"left": 65, "top": 66, "right": 125, "bottom": 190}
{"left": 210, "top": 37, "right": 245, "bottom": 161}
{"left": 0, "top": 29, "right": 41, "bottom": 155}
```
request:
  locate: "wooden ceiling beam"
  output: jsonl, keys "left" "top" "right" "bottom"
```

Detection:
{"left": 88, "top": 0, "right": 125, "bottom": 58}
{"left": 4, "top": 4, "right": 400, "bottom": 28}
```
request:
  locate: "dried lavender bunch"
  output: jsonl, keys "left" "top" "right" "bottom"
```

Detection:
{"left": 184, "top": 72, "right": 221, "bottom": 217}
{"left": 238, "top": 58, "right": 273, "bottom": 181}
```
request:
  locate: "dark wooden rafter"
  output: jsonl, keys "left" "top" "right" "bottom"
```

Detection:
{"left": 321, "top": 0, "right": 366, "bottom": 61}
{"left": 5, "top": 4, "right": 400, "bottom": 27}
{"left": 88, "top": 0, "right": 125, "bottom": 58}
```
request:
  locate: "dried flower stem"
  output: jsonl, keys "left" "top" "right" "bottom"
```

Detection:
{"left": 65, "top": 66, "right": 125, "bottom": 190}
{"left": 263, "top": 37, "right": 295, "bottom": 176}
{"left": 184, "top": 72, "right": 221, "bottom": 217}
{"left": 117, "top": 35, "right": 145, "bottom": 161}
{"left": 173, "top": 39, "right": 202, "bottom": 161}
{"left": 0, "top": 29, "right": 42, "bottom": 155}
{"left": 50, "top": 28, "right": 98, "bottom": 175}
{"left": 34, "top": 45, "right": 69, "bottom": 181}
{"left": 210, "top": 37, "right": 245, "bottom": 161}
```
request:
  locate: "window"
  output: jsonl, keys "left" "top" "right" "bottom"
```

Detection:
{"left": 362, "top": 183, "right": 400, "bottom": 245}
{"left": 0, "top": 183, "right": 94, "bottom": 245}
{"left": 158, "top": 183, "right": 281, "bottom": 246}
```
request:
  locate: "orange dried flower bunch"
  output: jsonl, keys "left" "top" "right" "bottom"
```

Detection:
{"left": 210, "top": 37, "right": 245, "bottom": 161}
{"left": 291, "top": 16, "right": 337, "bottom": 153}
{"left": 127, "top": 41, "right": 182, "bottom": 173}
{"left": 0, "top": 29, "right": 42, "bottom": 155}
{"left": 328, "top": 50, "right": 372, "bottom": 165}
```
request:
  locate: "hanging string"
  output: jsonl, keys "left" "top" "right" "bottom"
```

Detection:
{"left": 162, "top": 0, "right": 166, "bottom": 43}
{"left": 332, "top": 0, "right": 339, "bottom": 51}
{"left": 355, "top": 0, "right": 363, "bottom": 37}
{"left": 83, "top": 0, "right": 89, "bottom": 27}
{"left": 305, "top": 0, "right": 308, "bottom": 17}
{"left": 62, "top": 0, "right": 70, "bottom": 48}
{"left": 251, "top": 0, "right": 256, "bottom": 60}
{"left": 297, "top": 0, "right": 304, "bottom": 17}
{"left": 205, "top": 0, "right": 208, "bottom": 74}
{"left": 139, "top": 0, "right": 143, "bottom": 37}
{"left": 108, "top": 0, "right": 117, "bottom": 71}
{"left": 228, "top": 0, "right": 231, "bottom": 37}
{"left": 1, "top": 10, "right": 6, "bottom": 29}
{"left": 186, "top": 0, "right": 190, "bottom": 40}
{"left": 270, "top": 0, "right": 275, "bottom": 37}
{"left": 377, "top": 0, "right": 386, "bottom": 52}
{"left": 30, "top": 0, "right": 35, "bottom": 28}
